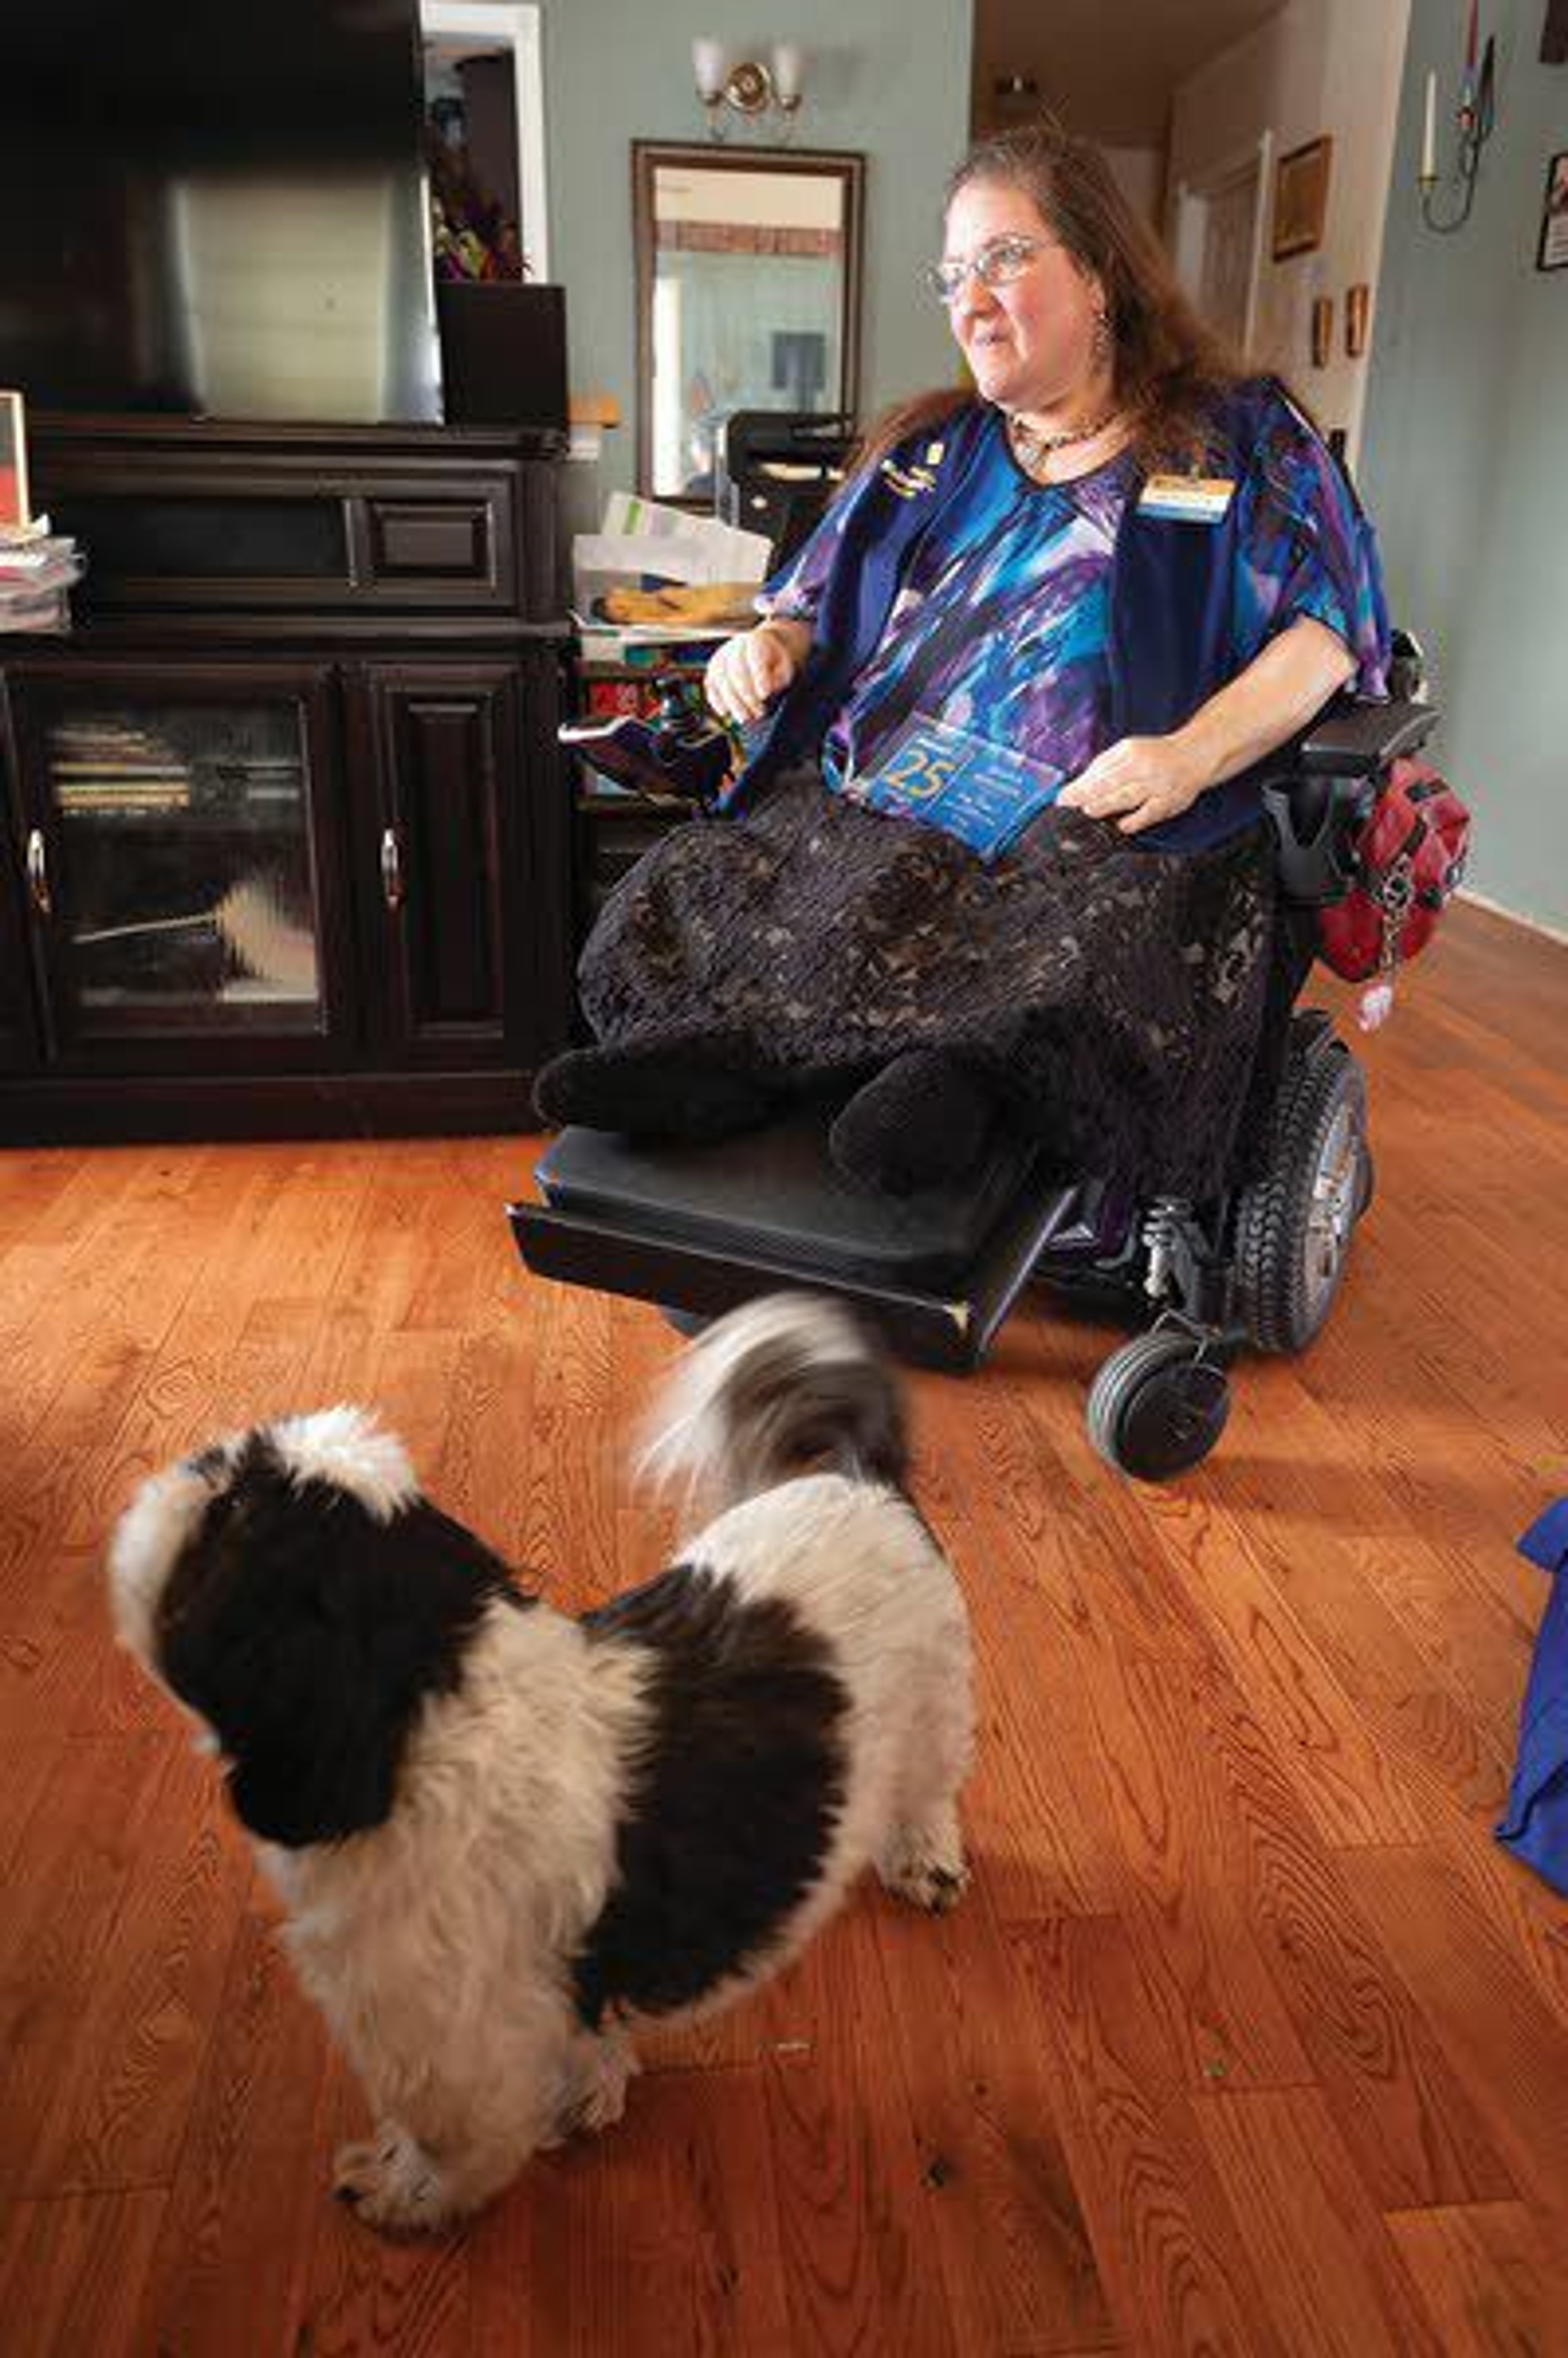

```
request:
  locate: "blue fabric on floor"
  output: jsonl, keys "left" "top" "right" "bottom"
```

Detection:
{"left": 1495, "top": 1500, "right": 1568, "bottom": 1897}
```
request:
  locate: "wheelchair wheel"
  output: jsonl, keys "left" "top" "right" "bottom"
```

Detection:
{"left": 1233, "top": 1034, "right": 1367, "bottom": 1354}
{"left": 1086, "top": 1329, "right": 1232, "bottom": 1482}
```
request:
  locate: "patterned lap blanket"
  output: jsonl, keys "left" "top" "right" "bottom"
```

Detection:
{"left": 578, "top": 771, "right": 1284, "bottom": 1197}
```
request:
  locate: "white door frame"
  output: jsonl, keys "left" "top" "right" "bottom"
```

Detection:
{"left": 420, "top": 1, "right": 549, "bottom": 281}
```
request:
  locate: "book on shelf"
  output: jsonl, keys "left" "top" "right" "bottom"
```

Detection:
{"left": 576, "top": 623, "right": 735, "bottom": 667}
{"left": 54, "top": 787, "right": 191, "bottom": 806}
{"left": 584, "top": 676, "right": 655, "bottom": 721}
{"left": 0, "top": 545, "right": 81, "bottom": 587}
{"left": 51, "top": 729, "right": 184, "bottom": 763}
{"left": 0, "top": 586, "right": 71, "bottom": 635}
{"left": 0, "top": 553, "right": 84, "bottom": 636}
{"left": 57, "top": 782, "right": 190, "bottom": 796}
{"left": 60, "top": 772, "right": 195, "bottom": 794}
{"left": 53, "top": 722, "right": 164, "bottom": 741}
{"left": 56, "top": 796, "right": 192, "bottom": 815}
{"left": 54, "top": 775, "right": 192, "bottom": 793}
{"left": 50, "top": 773, "right": 191, "bottom": 792}
{"left": 51, "top": 748, "right": 191, "bottom": 767}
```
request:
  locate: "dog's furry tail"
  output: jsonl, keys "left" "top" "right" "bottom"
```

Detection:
{"left": 639, "top": 1293, "right": 909, "bottom": 1510}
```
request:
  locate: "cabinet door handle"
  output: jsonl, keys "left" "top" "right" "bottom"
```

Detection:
{"left": 25, "top": 828, "right": 52, "bottom": 917}
{"left": 380, "top": 826, "right": 404, "bottom": 912}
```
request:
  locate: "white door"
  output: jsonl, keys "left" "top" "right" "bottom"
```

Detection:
{"left": 1174, "top": 138, "right": 1270, "bottom": 360}
{"left": 1199, "top": 160, "right": 1262, "bottom": 349}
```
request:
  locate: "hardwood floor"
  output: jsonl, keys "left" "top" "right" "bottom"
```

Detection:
{"left": 2, "top": 900, "right": 1566, "bottom": 2356}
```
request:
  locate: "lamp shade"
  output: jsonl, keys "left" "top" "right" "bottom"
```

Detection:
{"left": 771, "top": 42, "right": 805, "bottom": 105}
{"left": 691, "top": 37, "right": 730, "bottom": 100}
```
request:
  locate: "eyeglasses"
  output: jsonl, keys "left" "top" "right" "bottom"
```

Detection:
{"left": 924, "top": 234, "right": 1054, "bottom": 305}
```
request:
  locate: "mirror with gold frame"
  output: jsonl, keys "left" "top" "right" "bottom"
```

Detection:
{"left": 632, "top": 140, "right": 865, "bottom": 501}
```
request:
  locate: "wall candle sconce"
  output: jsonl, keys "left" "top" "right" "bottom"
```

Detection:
{"left": 692, "top": 38, "right": 806, "bottom": 141}
{"left": 1345, "top": 283, "right": 1370, "bottom": 359}
{"left": 1418, "top": 0, "right": 1497, "bottom": 232}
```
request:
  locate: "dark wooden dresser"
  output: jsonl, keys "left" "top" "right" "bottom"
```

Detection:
{"left": 0, "top": 414, "right": 573, "bottom": 1142}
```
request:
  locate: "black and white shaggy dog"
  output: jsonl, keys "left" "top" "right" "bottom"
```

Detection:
{"left": 107, "top": 1295, "right": 974, "bottom": 2236}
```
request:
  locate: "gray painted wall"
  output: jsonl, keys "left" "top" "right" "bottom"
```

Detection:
{"left": 526, "top": 0, "right": 973, "bottom": 500}
{"left": 1360, "top": 0, "right": 1568, "bottom": 933}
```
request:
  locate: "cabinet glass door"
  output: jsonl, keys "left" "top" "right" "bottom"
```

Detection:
{"left": 17, "top": 670, "right": 348, "bottom": 1064}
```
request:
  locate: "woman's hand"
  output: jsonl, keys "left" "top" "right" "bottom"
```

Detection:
{"left": 704, "top": 617, "right": 811, "bottom": 727}
{"left": 1057, "top": 732, "right": 1214, "bottom": 835}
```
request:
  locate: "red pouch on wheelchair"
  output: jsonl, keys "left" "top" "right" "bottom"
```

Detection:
{"left": 1317, "top": 756, "right": 1471, "bottom": 983}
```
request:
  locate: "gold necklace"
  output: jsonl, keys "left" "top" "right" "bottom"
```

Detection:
{"left": 1007, "top": 408, "right": 1122, "bottom": 469}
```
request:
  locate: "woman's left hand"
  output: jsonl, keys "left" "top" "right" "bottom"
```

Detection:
{"left": 1057, "top": 733, "right": 1213, "bottom": 835}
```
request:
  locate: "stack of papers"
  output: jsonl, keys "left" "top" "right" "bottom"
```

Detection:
{"left": 572, "top": 493, "right": 773, "bottom": 638}
{"left": 2, "top": 393, "right": 83, "bottom": 634}
{"left": 0, "top": 515, "right": 85, "bottom": 636}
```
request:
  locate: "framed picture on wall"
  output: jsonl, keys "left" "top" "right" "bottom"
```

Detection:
{"left": 1272, "top": 136, "right": 1332, "bottom": 261}
{"left": 0, "top": 390, "right": 30, "bottom": 533}
{"left": 1538, "top": 149, "right": 1568, "bottom": 272}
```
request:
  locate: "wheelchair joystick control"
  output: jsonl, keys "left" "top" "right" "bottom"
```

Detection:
{"left": 650, "top": 671, "right": 709, "bottom": 752}
{"left": 558, "top": 668, "right": 735, "bottom": 811}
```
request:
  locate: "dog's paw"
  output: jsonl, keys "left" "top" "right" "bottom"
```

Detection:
{"left": 572, "top": 2070, "right": 631, "bottom": 2136}
{"left": 556, "top": 2044, "right": 637, "bottom": 2140}
{"left": 333, "top": 2127, "right": 466, "bottom": 2239}
{"left": 882, "top": 1852, "right": 971, "bottom": 1914}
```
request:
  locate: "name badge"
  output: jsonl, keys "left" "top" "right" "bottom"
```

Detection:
{"left": 1137, "top": 473, "right": 1236, "bottom": 525}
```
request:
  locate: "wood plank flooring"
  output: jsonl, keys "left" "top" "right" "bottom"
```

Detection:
{"left": 1, "top": 900, "right": 1566, "bottom": 2356}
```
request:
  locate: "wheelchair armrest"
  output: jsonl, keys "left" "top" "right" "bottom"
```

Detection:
{"left": 1297, "top": 695, "right": 1439, "bottom": 777}
{"left": 1267, "top": 696, "right": 1443, "bottom": 906}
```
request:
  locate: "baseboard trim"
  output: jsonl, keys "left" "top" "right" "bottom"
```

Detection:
{"left": 1458, "top": 888, "right": 1568, "bottom": 951}
{"left": 0, "top": 1067, "right": 545, "bottom": 1147}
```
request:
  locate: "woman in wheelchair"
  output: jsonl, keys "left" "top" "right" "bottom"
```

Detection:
{"left": 535, "top": 117, "right": 1391, "bottom": 1206}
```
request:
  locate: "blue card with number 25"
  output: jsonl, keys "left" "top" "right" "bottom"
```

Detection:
{"left": 843, "top": 713, "right": 1066, "bottom": 861}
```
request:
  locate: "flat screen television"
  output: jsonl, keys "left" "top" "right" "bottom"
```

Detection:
{"left": 0, "top": 0, "right": 441, "bottom": 424}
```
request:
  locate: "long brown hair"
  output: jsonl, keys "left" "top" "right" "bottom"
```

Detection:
{"left": 856, "top": 116, "right": 1250, "bottom": 477}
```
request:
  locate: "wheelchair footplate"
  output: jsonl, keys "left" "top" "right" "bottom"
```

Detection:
{"left": 510, "top": 1106, "right": 1081, "bottom": 1371}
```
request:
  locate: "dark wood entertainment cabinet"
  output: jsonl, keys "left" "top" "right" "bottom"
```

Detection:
{"left": 0, "top": 414, "right": 575, "bottom": 1143}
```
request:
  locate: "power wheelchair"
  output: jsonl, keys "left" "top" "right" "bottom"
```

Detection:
{"left": 512, "top": 638, "right": 1436, "bottom": 1481}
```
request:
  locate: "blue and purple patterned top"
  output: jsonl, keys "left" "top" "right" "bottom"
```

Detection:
{"left": 760, "top": 393, "right": 1390, "bottom": 821}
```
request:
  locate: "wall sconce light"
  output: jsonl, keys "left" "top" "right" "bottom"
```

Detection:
{"left": 1418, "top": 2, "right": 1497, "bottom": 232}
{"left": 692, "top": 38, "right": 806, "bottom": 141}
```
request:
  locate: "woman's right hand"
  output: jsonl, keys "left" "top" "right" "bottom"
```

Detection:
{"left": 704, "top": 617, "right": 811, "bottom": 727}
